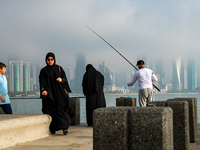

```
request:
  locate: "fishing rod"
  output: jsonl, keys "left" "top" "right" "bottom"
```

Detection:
{"left": 86, "top": 26, "right": 160, "bottom": 92}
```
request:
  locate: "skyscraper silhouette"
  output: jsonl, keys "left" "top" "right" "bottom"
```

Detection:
{"left": 36, "top": 63, "right": 43, "bottom": 91}
{"left": 187, "top": 57, "right": 196, "bottom": 91}
{"left": 74, "top": 54, "right": 86, "bottom": 92}
{"left": 181, "top": 60, "right": 187, "bottom": 89}
{"left": 156, "top": 60, "right": 165, "bottom": 89}
{"left": 172, "top": 58, "right": 181, "bottom": 91}
{"left": 9, "top": 61, "right": 30, "bottom": 92}
{"left": 23, "top": 62, "right": 30, "bottom": 92}
{"left": 98, "top": 61, "right": 111, "bottom": 87}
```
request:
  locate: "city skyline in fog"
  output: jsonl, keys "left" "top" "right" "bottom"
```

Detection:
{"left": 1, "top": 1, "right": 200, "bottom": 82}
{"left": 6, "top": 55, "right": 200, "bottom": 91}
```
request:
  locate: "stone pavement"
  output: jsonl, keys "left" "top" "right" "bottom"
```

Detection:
{"left": 2, "top": 123, "right": 200, "bottom": 150}
{"left": 2, "top": 123, "right": 93, "bottom": 150}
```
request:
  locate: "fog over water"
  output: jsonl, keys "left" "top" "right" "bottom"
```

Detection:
{"left": 1, "top": 0, "right": 200, "bottom": 83}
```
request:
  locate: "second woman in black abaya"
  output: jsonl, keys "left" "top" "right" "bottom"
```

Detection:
{"left": 39, "top": 52, "right": 71, "bottom": 135}
{"left": 82, "top": 64, "right": 106, "bottom": 126}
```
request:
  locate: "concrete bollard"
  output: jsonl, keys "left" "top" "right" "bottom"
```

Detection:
{"left": 167, "top": 101, "right": 190, "bottom": 150}
{"left": 167, "top": 98, "right": 197, "bottom": 143}
{"left": 193, "top": 98, "right": 197, "bottom": 134}
{"left": 148, "top": 101, "right": 190, "bottom": 150}
{"left": 93, "top": 107, "right": 173, "bottom": 150}
{"left": 69, "top": 98, "right": 80, "bottom": 125}
{"left": 116, "top": 98, "right": 136, "bottom": 106}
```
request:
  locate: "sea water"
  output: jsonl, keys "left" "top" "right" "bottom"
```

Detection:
{"left": 10, "top": 93, "right": 200, "bottom": 123}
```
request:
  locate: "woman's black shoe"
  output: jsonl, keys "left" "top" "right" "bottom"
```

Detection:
{"left": 63, "top": 129, "right": 68, "bottom": 135}
{"left": 50, "top": 130, "right": 55, "bottom": 134}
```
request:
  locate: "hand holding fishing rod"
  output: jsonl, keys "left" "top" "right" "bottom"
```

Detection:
{"left": 86, "top": 26, "right": 160, "bottom": 92}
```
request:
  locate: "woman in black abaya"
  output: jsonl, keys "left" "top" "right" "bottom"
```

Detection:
{"left": 39, "top": 52, "right": 71, "bottom": 135}
{"left": 82, "top": 64, "right": 106, "bottom": 126}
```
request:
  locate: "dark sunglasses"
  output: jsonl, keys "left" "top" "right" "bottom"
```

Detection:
{"left": 47, "top": 58, "right": 54, "bottom": 61}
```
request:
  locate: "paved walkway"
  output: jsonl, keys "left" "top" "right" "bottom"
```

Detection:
{"left": 2, "top": 123, "right": 200, "bottom": 150}
{"left": 3, "top": 123, "right": 93, "bottom": 150}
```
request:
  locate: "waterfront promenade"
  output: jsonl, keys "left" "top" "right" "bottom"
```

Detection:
{"left": 2, "top": 124, "right": 200, "bottom": 150}
{"left": 1, "top": 113, "right": 200, "bottom": 150}
{"left": 2, "top": 123, "right": 93, "bottom": 150}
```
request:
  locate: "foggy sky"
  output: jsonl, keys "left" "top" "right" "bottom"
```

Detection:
{"left": 1, "top": 0, "right": 200, "bottom": 80}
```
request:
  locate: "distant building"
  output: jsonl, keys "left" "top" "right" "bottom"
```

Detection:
{"left": 36, "top": 63, "right": 43, "bottom": 91}
{"left": 110, "top": 71, "right": 116, "bottom": 86}
{"left": 111, "top": 86, "right": 129, "bottom": 94}
{"left": 74, "top": 54, "right": 86, "bottom": 92}
{"left": 23, "top": 62, "right": 31, "bottom": 91}
{"left": 172, "top": 58, "right": 181, "bottom": 91}
{"left": 154, "top": 74, "right": 160, "bottom": 89}
{"left": 181, "top": 60, "right": 187, "bottom": 89}
{"left": 30, "top": 78, "right": 34, "bottom": 91}
{"left": 166, "top": 84, "right": 173, "bottom": 91}
{"left": 187, "top": 57, "right": 196, "bottom": 91}
{"left": 156, "top": 60, "right": 165, "bottom": 89}
{"left": 98, "top": 61, "right": 111, "bottom": 90}
{"left": 9, "top": 61, "right": 31, "bottom": 92}
{"left": 9, "top": 61, "right": 23, "bottom": 91}
{"left": 128, "top": 71, "right": 136, "bottom": 92}
{"left": 64, "top": 68, "right": 70, "bottom": 82}
{"left": 30, "top": 64, "right": 34, "bottom": 91}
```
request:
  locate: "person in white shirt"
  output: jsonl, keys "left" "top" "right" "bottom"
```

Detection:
{"left": 127, "top": 60, "right": 158, "bottom": 107}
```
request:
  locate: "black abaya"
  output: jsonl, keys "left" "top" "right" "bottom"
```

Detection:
{"left": 39, "top": 56, "right": 71, "bottom": 133}
{"left": 82, "top": 64, "right": 106, "bottom": 126}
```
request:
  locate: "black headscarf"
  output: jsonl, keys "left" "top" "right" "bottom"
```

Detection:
{"left": 82, "top": 64, "right": 104, "bottom": 96}
{"left": 45, "top": 52, "right": 56, "bottom": 66}
{"left": 86, "top": 64, "right": 96, "bottom": 72}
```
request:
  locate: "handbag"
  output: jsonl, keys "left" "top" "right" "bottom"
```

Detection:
{"left": 58, "top": 65, "right": 70, "bottom": 95}
{"left": 58, "top": 65, "right": 75, "bottom": 118}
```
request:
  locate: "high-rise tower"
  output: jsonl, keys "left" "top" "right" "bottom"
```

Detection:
{"left": 156, "top": 60, "right": 165, "bottom": 89}
{"left": 36, "top": 63, "right": 43, "bottom": 91}
{"left": 74, "top": 54, "right": 86, "bottom": 92}
{"left": 9, "top": 61, "right": 23, "bottom": 92}
{"left": 187, "top": 57, "right": 196, "bottom": 91}
{"left": 111, "top": 71, "right": 116, "bottom": 86}
{"left": 98, "top": 61, "right": 111, "bottom": 87}
{"left": 172, "top": 58, "right": 181, "bottom": 91}
{"left": 181, "top": 60, "right": 187, "bottom": 89}
{"left": 23, "top": 62, "right": 30, "bottom": 91}
{"left": 9, "top": 61, "right": 31, "bottom": 92}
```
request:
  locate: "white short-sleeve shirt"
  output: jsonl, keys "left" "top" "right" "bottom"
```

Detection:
{"left": 128, "top": 68, "right": 158, "bottom": 90}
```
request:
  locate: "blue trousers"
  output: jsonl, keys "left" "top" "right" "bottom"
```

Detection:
{"left": 0, "top": 104, "right": 13, "bottom": 114}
